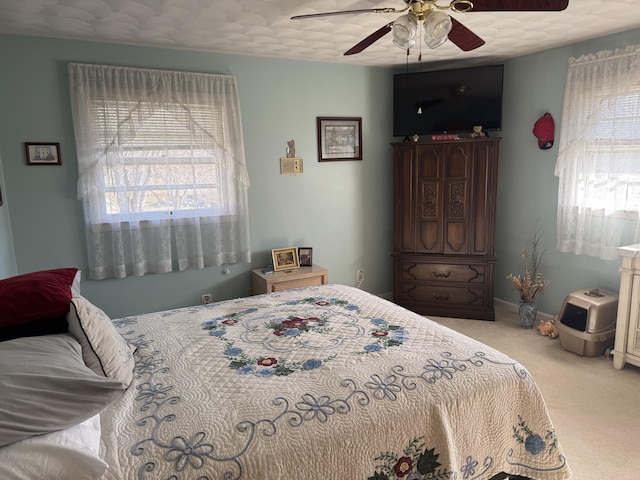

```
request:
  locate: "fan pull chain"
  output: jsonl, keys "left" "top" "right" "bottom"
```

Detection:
{"left": 418, "top": 22, "right": 423, "bottom": 69}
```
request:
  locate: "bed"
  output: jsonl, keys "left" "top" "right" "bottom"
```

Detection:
{"left": 0, "top": 271, "right": 571, "bottom": 480}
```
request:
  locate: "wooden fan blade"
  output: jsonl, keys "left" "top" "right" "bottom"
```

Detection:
{"left": 344, "top": 23, "right": 394, "bottom": 56}
{"left": 291, "top": 8, "right": 397, "bottom": 20}
{"left": 448, "top": 17, "right": 485, "bottom": 51}
{"left": 467, "top": 0, "right": 569, "bottom": 11}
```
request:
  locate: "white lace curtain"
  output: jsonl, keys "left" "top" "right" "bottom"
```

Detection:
{"left": 555, "top": 45, "right": 640, "bottom": 260}
{"left": 68, "top": 63, "right": 251, "bottom": 279}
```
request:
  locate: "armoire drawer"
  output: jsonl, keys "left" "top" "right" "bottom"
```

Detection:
{"left": 399, "top": 261, "right": 487, "bottom": 284}
{"left": 397, "top": 283, "right": 487, "bottom": 310}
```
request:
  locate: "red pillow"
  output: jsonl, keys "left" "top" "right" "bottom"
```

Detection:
{"left": 0, "top": 268, "right": 79, "bottom": 329}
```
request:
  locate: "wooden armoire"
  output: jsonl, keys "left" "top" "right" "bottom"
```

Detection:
{"left": 392, "top": 137, "right": 501, "bottom": 320}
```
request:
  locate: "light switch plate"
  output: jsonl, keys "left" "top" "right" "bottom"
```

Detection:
{"left": 280, "top": 157, "right": 303, "bottom": 174}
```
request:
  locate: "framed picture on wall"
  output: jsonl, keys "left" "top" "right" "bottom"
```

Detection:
{"left": 272, "top": 247, "right": 300, "bottom": 272}
{"left": 317, "top": 117, "right": 362, "bottom": 161}
{"left": 298, "top": 247, "right": 313, "bottom": 266}
{"left": 25, "top": 142, "right": 61, "bottom": 165}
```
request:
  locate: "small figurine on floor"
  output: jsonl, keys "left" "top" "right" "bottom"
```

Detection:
{"left": 537, "top": 317, "right": 559, "bottom": 338}
{"left": 469, "top": 125, "right": 486, "bottom": 138}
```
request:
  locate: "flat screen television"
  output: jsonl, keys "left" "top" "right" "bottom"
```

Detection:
{"left": 393, "top": 64, "right": 504, "bottom": 138}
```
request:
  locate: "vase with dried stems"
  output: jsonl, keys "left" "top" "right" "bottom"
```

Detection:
{"left": 507, "top": 228, "right": 550, "bottom": 328}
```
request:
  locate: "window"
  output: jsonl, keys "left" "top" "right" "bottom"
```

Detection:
{"left": 68, "top": 63, "right": 251, "bottom": 279}
{"left": 555, "top": 45, "right": 640, "bottom": 260}
{"left": 92, "top": 98, "right": 227, "bottom": 220}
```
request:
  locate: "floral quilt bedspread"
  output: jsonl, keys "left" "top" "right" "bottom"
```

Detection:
{"left": 100, "top": 284, "right": 571, "bottom": 480}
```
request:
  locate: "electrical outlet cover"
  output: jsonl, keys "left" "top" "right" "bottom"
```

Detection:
{"left": 280, "top": 157, "right": 303, "bottom": 174}
{"left": 201, "top": 294, "right": 213, "bottom": 305}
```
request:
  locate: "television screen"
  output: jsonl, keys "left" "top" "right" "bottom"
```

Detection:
{"left": 393, "top": 64, "right": 504, "bottom": 138}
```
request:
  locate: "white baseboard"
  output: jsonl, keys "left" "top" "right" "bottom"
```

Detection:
{"left": 377, "top": 291, "right": 393, "bottom": 301}
{"left": 494, "top": 297, "right": 554, "bottom": 321}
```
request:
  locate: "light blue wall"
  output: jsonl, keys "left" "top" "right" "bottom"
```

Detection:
{"left": 0, "top": 35, "right": 393, "bottom": 317}
{"left": 496, "top": 28, "right": 640, "bottom": 316}
{"left": 0, "top": 150, "right": 17, "bottom": 278}
{"left": 2, "top": 28, "right": 640, "bottom": 319}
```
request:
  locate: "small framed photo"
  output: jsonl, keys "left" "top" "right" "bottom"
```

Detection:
{"left": 317, "top": 117, "right": 362, "bottom": 161}
{"left": 298, "top": 247, "right": 313, "bottom": 267}
{"left": 25, "top": 143, "right": 61, "bottom": 165}
{"left": 272, "top": 247, "right": 300, "bottom": 272}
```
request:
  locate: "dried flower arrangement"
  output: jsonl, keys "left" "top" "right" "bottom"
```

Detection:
{"left": 507, "top": 228, "right": 550, "bottom": 304}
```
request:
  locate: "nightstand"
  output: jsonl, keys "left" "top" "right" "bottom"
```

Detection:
{"left": 251, "top": 264, "right": 329, "bottom": 294}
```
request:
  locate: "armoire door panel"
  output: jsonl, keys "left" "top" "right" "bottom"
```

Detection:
{"left": 444, "top": 144, "right": 470, "bottom": 255}
{"left": 419, "top": 221, "right": 440, "bottom": 252}
{"left": 445, "top": 145, "right": 470, "bottom": 179}
{"left": 470, "top": 142, "right": 495, "bottom": 256}
{"left": 445, "top": 221, "right": 467, "bottom": 253}
{"left": 417, "top": 146, "right": 442, "bottom": 177}
{"left": 444, "top": 178, "right": 469, "bottom": 254}
{"left": 421, "top": 181, "right": 439, "bottom": 219}
{"left": 393, "top": 147, "right": 416, "bottom": 252}
{"left": 417, "top": 146, "right": 443, "bottom": 253}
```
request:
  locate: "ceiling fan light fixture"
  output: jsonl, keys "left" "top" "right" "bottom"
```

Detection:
{"left": 392, "top": 13, "right": 418, "bottom": 50}
{"left": 424, "top": 11, "right": 452, "bottom": 49}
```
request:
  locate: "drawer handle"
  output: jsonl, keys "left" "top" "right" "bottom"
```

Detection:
{"left": 432, "top": 293, "right": 451, "bottom": 301}
{"left": 432, "top": 271, "right": 451, "bottom": 278}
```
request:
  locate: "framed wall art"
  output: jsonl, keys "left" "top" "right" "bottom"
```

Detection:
{"left": 25, "top": 143, "right": 61, "bottom": 165}
{"left": 317, "top": 117, "right": 362, "bottom": 161}
{"left": 298, "top": 247, "right": 313, "bottom": 267}
{"left": 272, "top": 247, "right": 300, "bottom": 272}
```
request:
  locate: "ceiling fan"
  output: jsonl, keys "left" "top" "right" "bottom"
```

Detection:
{"left": 291, "top": 0, "right": 569, "bottom": 56}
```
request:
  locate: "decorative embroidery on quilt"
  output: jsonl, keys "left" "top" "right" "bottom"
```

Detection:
{"left": 368, "top": 438, "right": 499, "bottom": 480}
{"left": 112, "top": 312, "right": 565, "bottom": 480}
{"left": 505, "top": 415, "right": 566, "bottom": 473}
{"left": 368, "top": 436, "right": 454, "bottom": 480}
{"left": 201, "top": 296, "right": 409, "bottom": 377}
{"left": 513, "top": 415, "right": 558, "bottom": 456}
{"left": 388, "top": 350, "right": 530, "bottom": 388}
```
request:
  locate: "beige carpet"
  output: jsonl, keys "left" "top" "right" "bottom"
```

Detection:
{"left": 430, "top": 300, "right": 640, "bottom": 480}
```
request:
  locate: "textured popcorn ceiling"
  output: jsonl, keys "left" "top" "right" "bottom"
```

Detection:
{"left": 0, "top": 0, "right": 639, "bottom": 68}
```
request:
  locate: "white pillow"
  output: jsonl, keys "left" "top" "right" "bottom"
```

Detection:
{"left": 71, "top": 269, "right": 82, "bottom": 296}
{"left": 67, "top": 296, "right": 135, "bottom": 388}
{"left": 0, "top": 334, "right": 124, "bottom": 447}
{"left": 0, "top": 414, "right": 107, "bottom": 480}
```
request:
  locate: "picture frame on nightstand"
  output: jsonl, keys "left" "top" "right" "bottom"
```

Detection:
{"left": 272, "top": 247, "right": 300, "bottom": 272}
{"left": 298, "top": 247, "right": 313, "bottom": 267}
